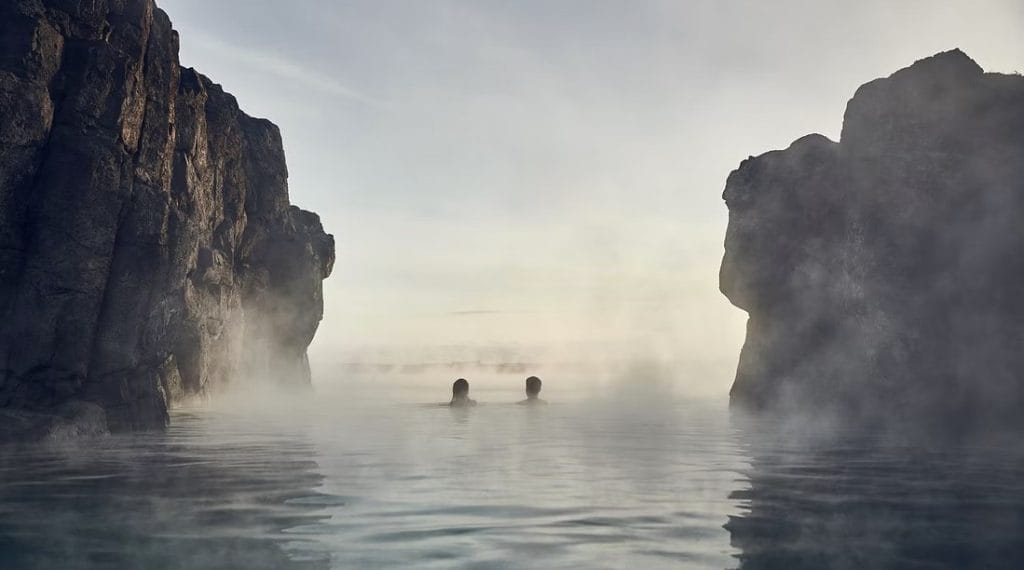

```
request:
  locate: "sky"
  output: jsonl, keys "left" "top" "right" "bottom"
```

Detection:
{"left": 159, "top": 0, "right": 1024, "bottom": 396}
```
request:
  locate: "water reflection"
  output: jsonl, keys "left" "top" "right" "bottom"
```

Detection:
{"left": 283, "top": 398, "right": 745, "bottom": 568}
{"left": 11, "top": 399, "right": 1021, "bottom": 568}
{"left": 0, "top": 411, "right": 330, "bottom": 570}
{"left": 727, "top": 417, "right": 1024, "bottom": 569}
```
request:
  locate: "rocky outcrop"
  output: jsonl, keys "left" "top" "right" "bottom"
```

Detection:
{"left": 722, "top": 50, "right": 1024, "bottom": 428}
{"left": 0, "top": 0, "right": 335, "bottom": 435}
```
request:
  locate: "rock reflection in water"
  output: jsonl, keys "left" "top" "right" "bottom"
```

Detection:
{"left": 9, "top": 399, "right": 1024, "bottom": 569}
{"left": 0, "top": 412, "right": 330, "bottom": 570}
{"left": 727, "top": 418, "right": 1024, "bottom": 569}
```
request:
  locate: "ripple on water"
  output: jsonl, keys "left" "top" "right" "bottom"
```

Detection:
{"left": 1, "top": 400, "right": 1024, "bottom": 569}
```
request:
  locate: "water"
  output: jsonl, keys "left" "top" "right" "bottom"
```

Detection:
{"left": 1, "top": 392, "right": 1023, "bottom": 569}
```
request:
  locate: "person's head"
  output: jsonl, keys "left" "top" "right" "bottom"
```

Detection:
{"left": 525, "top": 376, "right": 542, "bottom": 398}
{"left": 452, "top": 378, "right": 470, "bottom": 399}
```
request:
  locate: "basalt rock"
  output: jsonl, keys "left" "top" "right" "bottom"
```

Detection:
{"left": 0, "top": 0, "right": 335, "bottom": 435}
{"left": 721, "top": 50, "right": 1024, "bottom": 429}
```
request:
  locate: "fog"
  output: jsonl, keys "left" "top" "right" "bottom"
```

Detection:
{"left": 156, "top": 0, "right": 1024, "bottom": 398}
{"left": 7, "top": 3, "right": 1024, "bottom": 569}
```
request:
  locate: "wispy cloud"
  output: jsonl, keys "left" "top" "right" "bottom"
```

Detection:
{"left": 187, "top": 32, "right": 383, "bottom": 108}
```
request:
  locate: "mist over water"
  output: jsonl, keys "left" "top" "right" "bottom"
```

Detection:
{"left": 1, "top": 1, "right": 1022, "bottom": 568}
{"left": 3, "top": 381, "right": 1024, "bottom": 569}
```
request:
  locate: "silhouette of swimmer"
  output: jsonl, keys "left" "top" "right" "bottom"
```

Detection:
{"left": 449, "top": 378, "right": 477, "bottom": 407}
{"left": 518, "top": 376, "right": 547, "bottom": 405}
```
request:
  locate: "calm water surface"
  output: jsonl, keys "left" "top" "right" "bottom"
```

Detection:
{"left": 1, "top": 393, "right": 1023, "bottom": 569}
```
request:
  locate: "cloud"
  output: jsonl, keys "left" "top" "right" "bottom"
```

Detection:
{"left": 187, "top": 32, "right": 383, "bottom": 108}
{"left": 445, "top": 310, "right": 544, "bottom": 317}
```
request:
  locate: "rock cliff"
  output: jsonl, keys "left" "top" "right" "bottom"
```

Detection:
{"left": 0, "top": 0, "right": 335, "bottom": 437}
{"left": 722, "top": 50, "right": 1024, "bottom": 428}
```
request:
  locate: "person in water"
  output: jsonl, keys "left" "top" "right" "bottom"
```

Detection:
{"left": 449, "top": 378, "right": 477, "bottom": 407}
{"left": 518, "top": 376, "right": 547, "bottom": 405}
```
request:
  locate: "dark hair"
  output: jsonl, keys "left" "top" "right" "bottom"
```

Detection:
{"left": 452, "top": 378, "right": 469, "bottom": 396}
{"left": 525, "top": 376, "right": 542, "bottom": 395}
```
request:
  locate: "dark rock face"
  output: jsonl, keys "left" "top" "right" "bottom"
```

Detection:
{"left": 722, "top": 50, "right": 1024, "bottom": 428}
{"left": 0, "top": 0, "right": 335, "bottom": 434}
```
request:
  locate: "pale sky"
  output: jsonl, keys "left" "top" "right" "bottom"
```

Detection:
{"left": 159, "top": 0, "right": 1024, "bottom": 395}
